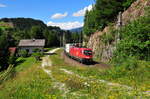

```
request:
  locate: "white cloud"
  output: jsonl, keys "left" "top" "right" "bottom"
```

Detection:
{"left": 47, "top": 21, "right": 83, "bottom": 30}
{"left": 73, "top": 5, "right": 93, "bottom": 17}
{"left": 0, "top": 4, "right": 6, "bottom": 7}
{"left": 51, "top": 12, "right": 68, "bottom": 19}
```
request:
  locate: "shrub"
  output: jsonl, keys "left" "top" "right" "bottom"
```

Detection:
{"left": 121, "top": 57, "right": 138, "bottom": 70}
{"left": 33, "top": 48, "right": 41, "bottom": 52}
{"left": 101, "top": 32, "right": 115, "bottom": 44}
{"left": 8, "top": 55, "right": 17, "bottom": 65}
{"left": 32, "top": 52, "right": 43, "bottom": 61}
{"left": 32, "top": 48, "right": 43, "bottom": 61}
{"left": 112, "top": 11, "right": 150, "bottom": 66}
{"left": 19, "top": 50, "right": 28, "bottom": 57}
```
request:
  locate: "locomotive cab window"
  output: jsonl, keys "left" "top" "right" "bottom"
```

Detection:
{"left": 84, "top": 50, "right": 92, "bottom": 56}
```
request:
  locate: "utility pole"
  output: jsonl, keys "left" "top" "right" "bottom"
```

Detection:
{"left": 116, "top": 11, "right": 123, "bottom": 41}
{"left": 116, "top": 11, "right": 123, "bottom": 45}
{"left": 63, "top": 32, "right": 66, "bottom": 48}
{"left": 79, "top": 31, "right": 82, "bottom": 47}
{"left": 60, "top": 36, "right": 61, "bottom": 47}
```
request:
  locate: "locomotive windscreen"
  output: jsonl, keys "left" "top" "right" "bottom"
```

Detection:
{"left": 84, "top": 50, "right": 92, "bottom": 56}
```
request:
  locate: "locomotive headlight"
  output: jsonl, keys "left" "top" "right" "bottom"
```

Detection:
{"left": 82, "top": 50, "right": 84, "bottom": 54}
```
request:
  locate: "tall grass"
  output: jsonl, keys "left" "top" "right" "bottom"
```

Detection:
{"left": 0, "top": 65, "right": 14, "bottom": 84}
{"left": 15, "top": 57, "right": 36, "bottom": 72}
{"left": 0, "top": 65, "right": 57, "bottom": 99}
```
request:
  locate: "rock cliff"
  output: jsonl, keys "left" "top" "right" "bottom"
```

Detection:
{"left": 87, "top": 0, "right": 150, "bottom": 62}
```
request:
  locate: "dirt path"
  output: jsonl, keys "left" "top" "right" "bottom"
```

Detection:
{"left": 60, "top": 68, "right": 132, "bottom": 90}
{"left": 60, "top": 68, "right": 150, "bottom": 96}
{"left": 41, "top": 48, "right": 70, "bottom": 97}
{"left": 42, "top": 48, "right": 60, "bottom": 67}
{"left": 41, "top": 48, "right": 59, "bottom": 78}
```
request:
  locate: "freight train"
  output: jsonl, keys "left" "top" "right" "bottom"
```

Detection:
{"left": 65, "top": 44, "right": 93, "bottom": 63}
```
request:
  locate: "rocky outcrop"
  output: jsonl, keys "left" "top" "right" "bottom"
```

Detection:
{"left": 122, "top": 0, "right": 150, "bottom": 25}
{"left": 87, "top": 0, "right": 150, "bottom": 62}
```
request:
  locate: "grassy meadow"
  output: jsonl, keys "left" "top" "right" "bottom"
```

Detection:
{"left": 0, "top": 49, "right": 149, "bottom": 99}
{"left": 0, "top": 57, "right": 56, "bottom": 99}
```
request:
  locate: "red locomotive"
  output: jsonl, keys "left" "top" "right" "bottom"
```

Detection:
{"left": 65, "top": 44, "right": 93, "bottom": 63}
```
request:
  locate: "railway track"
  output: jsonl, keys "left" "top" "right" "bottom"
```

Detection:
{"left": 61, "top": 51, "right": 110, "bottom": 69}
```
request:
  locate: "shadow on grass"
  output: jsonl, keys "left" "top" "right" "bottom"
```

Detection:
{"left": 84, "top": 61, "right": 110, "bottom": 68}
{"left": 44, "top": 53, "right": 57, "bottom": 55}
{"left": 84, "top": 61, "right": 99, "bottom": 65}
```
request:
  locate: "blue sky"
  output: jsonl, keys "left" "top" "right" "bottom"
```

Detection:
{"left": 0, "top": 0, "right": 94, "bottom": 30}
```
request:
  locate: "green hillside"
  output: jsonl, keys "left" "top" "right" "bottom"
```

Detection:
{"left": 0, "top": 18, "right": 80, "bottom": 71}
{"left": 0, "top": 18, "right": 47, "bottom": 30}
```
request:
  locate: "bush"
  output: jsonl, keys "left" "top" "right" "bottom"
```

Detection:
{"left": 32, "top": 52, "right": 43, "bottom": 61}
{"left": 32, "top": 48, "right": 43, "bottom": 61}
{"left": 121, "top": 57, "right": 138, "bottom": 70}
{"left": 101, "top": 32, "right": 115, "bottom": 44}
{"left": 112, "top": 11, "right": 150, "bottom": 66}
{"left": 33, "top": 48, "right": 41, "bottom": 52}
{"left": 19, "top": 50, "right": 28, "bottom": 57}
{"left": 8, "top": 55, "right": 16, "bottom": 65}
